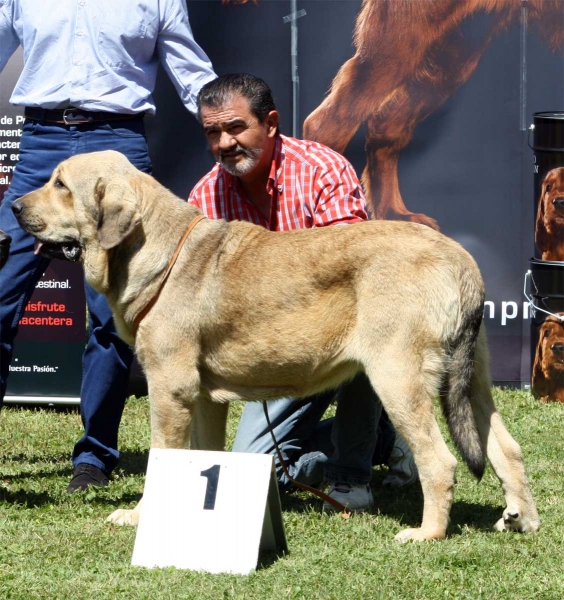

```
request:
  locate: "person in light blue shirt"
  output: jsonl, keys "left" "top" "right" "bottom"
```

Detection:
{"left": 0, "top": 0, "right": 217, "bottom": 491}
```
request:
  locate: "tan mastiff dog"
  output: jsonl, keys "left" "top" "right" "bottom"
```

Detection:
{"left": 13, "top": 150, "right": 539, "bottom": 542}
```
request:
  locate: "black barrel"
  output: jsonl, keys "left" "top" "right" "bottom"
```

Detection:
{"left": 529, "top": 112, "right": 564, "bottom": 261}
{"left": 528, "top": 258, "right": 564, "bottom": 403}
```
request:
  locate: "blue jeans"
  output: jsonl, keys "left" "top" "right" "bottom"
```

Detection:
{"left": 232, "top": 373, "right": 394, "bottom": 488}
{"left": 0, "top": 117, "right": 152, "bottom": 474}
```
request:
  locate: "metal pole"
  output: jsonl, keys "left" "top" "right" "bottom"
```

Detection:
{"left": 519, "top": 0, "right": 528, "bottom": 131}
{"left": 291, "top": 0, "right": 299, "bottom": 137}
{"left": 284, "top": 4, "right": 306, "bottom": 138}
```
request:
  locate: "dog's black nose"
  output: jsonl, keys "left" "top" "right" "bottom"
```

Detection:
{"left": 11, "top": 200, "right": 23, "bottom": 216}
{"left": 0, "top": 233, "right": 11, "bottom": 246}
{"left": 552, "top": 342, "right": 564, "bottom": 355}
{"left": 553, "top": 197, "right": 564, "bottom": 210}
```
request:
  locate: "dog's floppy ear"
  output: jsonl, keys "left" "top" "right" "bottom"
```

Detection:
{"left": 535, "top": 182, "right": 550, "bottom": 252}
{"left": 532, "top": 322, "right": 550, "bottom": 398}
{"left": 96, "top": 179, "right": 141, "bottom": 250}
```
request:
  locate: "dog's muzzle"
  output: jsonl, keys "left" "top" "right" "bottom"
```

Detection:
{"left": 11, "top": 199, "right": 82, "bottom": 262}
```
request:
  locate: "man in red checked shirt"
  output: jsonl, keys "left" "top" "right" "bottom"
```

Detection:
{"left": 189, "top": 74, "right": 417, "bottom": 510}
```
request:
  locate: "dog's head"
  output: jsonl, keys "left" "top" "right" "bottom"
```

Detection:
{"left": 535, "top": 167, "right": 564, "bottom": 255}
{"left": 0, "top": 228, "right": 11, "bottom": 270}
{"left": 532, "top": 313, "right": 564, "bottom": 401}
{"left": 12, "top": 150, "right": 142, "bottom": 288}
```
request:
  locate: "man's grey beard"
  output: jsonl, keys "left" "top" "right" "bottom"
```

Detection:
{"left": 218, "top": 145, "right": 263, "bottom": 176}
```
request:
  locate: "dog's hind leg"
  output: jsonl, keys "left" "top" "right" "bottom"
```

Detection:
{"left": 470, "top": 330, "right": 540, "bottom": 533}
{"left": 364, "top": 354, "right": 457, "bottom": 541}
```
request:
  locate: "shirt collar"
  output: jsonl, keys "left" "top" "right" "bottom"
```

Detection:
{"left": 267, "top": 134, "right": 284, "bottom": 193}
{"left": 224, "top": 134, "right": 284, "bottom": 193}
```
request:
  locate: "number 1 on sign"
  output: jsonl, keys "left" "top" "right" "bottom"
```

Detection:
{"left": 200, "top": 464, "right": 221, "bottom": 510}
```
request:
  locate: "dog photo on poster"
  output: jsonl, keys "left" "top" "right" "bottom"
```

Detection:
{"left": 145, "top": 0, "right": 563, "bottom": 386}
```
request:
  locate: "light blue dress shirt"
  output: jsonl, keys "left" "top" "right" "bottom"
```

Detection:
{"left": 0, "top": 0, "right": 216, "bottom": 115}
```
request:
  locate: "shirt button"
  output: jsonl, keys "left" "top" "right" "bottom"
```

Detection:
{"left": 76, "top": 31, "right": 84, "bottom": 36}
{"left": 74, "top": 61, "right": 82, "bottom": 66}
{"left": 79, "top": 0, "right": 86, "bottom": 5}
{"left": 278, "top": 185, "right": 283, "bottom": 192}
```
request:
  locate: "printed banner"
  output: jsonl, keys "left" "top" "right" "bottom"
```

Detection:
{"left": 1, "top": 1, "right": 563, "bottom": 398}
{"left": 157, "top": 0, "right": 562, "bottom": 386}
{"left": 1, "top": 50, "right": 85, "bottom": 403}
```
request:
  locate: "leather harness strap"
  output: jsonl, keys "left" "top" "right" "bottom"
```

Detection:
{"left": 132, "top": 214, "right": 206, "bottom": 337}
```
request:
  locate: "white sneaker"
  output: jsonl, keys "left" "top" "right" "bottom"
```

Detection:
{"left": 382, "top": 433, "right": 418, "bottom": 487}
{"left": 323, "top": 482, "right": 374, "bottom": 512}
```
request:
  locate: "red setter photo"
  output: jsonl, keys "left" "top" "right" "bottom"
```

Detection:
{"left": 302, "top": 0, "right": 564, "bottom": 229}
{"left": 535, "top": 167, "right": 564, "bottom": 261}
{"left": 532, "top": 314, "right": 564, "bottom": 403}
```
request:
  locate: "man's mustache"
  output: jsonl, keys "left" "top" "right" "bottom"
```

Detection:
{"left": 218, "top": 145, "right": 252, "bottom": 161}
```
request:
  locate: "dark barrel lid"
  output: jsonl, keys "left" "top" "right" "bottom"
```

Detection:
{"left": 529, "top": 258, "right": 564, "bottom": 298}
{"left": 533, "top": 112, "right": 564, "bottom": 120}
{"left": 531, "top": 112, "right": 564, "bottom": 152}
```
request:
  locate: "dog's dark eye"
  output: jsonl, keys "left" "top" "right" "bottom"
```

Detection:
{"left": 543, "top": 328, "right": 550, "bottom": 338}
{"left": 54, "top": 178, "right": 66, "bottom": 189}
{"left": 545, "top": 184, "right": 552, "bottom": 192}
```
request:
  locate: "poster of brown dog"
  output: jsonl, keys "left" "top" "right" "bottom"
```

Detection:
{"left": 535, "top": 167, "right": 564, "bottom": 261}
{"left": 532, "top": 313, "right": 564, "bottom": 402}
{"left": 302, "top": 0, "right": 564, "bottom": 230}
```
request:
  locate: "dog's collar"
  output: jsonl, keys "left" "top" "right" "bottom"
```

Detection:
{"left": 132, "top": 214, "right": 206, "bottom": 338}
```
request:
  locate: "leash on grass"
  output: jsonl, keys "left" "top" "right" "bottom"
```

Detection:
{"left": 261, "top": 400, "right": 348, "bottom": 513}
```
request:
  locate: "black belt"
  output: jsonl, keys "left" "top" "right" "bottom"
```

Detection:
{"left": 24, "top": 107, "right": 144, "bottom": 125}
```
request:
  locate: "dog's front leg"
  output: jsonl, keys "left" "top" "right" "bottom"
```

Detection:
{"left": 190, "top": 395, "right": 229, "bottom": 451}
{"left": 106, "top": 371, "right": 202, "bottom": 526}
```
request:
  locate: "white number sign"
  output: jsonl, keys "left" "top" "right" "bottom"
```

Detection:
{"left": 131, "top": 449, "right": 287, "bottom": 575}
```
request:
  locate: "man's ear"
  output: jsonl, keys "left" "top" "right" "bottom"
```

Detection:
{"left": 266, "top": 110, "right": 279, "bottom": 138}
{"left": 96, "top": 179, "right": 141, "bottom": 250}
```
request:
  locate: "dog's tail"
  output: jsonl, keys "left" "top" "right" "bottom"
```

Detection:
{"left": 439, "top": 285, "right": 486, "bottom": 480}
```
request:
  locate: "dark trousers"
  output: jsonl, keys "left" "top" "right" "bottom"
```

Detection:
{"left": 0, "top": 117, "right": 152, "bottom": 474}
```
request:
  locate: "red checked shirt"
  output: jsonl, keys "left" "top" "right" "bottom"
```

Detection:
{"left": 188, "top": 134, "right": 368, "bottom": 230}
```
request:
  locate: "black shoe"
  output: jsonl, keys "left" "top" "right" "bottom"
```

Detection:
{"left": 67, "top": 464, "right": 110, "bottom": 492}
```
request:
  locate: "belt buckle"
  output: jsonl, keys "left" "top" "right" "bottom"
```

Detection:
{"left": 62, "top": 108, "right": 92, "bottom": 125}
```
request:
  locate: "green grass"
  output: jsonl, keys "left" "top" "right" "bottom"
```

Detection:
{"left": 0, "top": 389, "right": 563, "bottom": 599}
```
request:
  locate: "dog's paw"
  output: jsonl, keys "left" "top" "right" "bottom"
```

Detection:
{"left": 106, "top": 508, "right": 140, "bottom": 526}
{"left": 494, "top": 508, "right": 540, "bottom": 533}
{"left": 391, "top": 211, "right": 440, "bottom": 231}
{"left": 394, "top": 527, "right": 445, "bottom": 543}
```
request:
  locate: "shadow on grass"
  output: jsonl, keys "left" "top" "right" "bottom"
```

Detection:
{"left": 0, "top": 487, "right": 57, "bottom": 508}
{"left": 374, "top": 480, "right": 503, "bottom": 535}
{"left": 115, "top": 450, "right": 149, "bottom": 476}
{"left": 1, "top": 452, "right": 73, "bottom": 466}
{"left": 257, "top": 548, "right": 288, "bottom": 570}
{"left": 278, "top": 479, "right": 503, "bottom": 537}
{"left": 1, "top": 450, "right": 148, "bottom": 475}
{"left": 0, "top": 485, "right": 143, "bottom": 508}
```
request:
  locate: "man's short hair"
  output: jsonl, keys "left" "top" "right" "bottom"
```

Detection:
{"left": 197, "top": 74, "right": 277, "bottom": 123}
